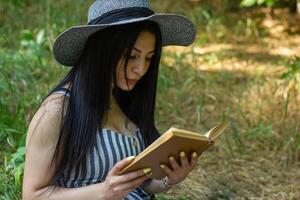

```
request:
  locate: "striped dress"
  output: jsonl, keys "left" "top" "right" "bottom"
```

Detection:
{"left": 54, "top": 89, "right": 154, "bottom": 199}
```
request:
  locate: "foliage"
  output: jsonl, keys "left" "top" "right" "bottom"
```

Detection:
{"left": 240, "top": 0, "right": 278, "bottom": 7}
{"left": 5, "top": 147, "right": 25, "bottom": 187}
{"left": 281, "top": 57, "right": 300, "bottom": 80}
{"left": 0, "top": 166, "right": 21, "bottom": 200}
{"left": 0, "top": 21, "right": 54, "bottom": 199}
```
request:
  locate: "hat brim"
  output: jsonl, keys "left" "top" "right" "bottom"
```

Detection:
{"left": 53, "top": 14, "right": 196, "bottom": 66}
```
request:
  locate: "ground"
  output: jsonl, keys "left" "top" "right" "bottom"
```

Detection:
{"left": 154, "top": 7, "right": 300, "bottom": 200}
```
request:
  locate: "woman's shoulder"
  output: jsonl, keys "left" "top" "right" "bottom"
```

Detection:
{"left": 41, "top": 89, "right": 70, "bottom": 115}
{"left": 25, "top": 89, "right": 70, "bottom": 146}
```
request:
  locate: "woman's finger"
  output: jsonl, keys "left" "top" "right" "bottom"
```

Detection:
{"left": 108, "top": 156, "right": 135, "bottom": 175}
{"left": 160, "top": 164, "right": 173, "bottom": 176}
{"left": 116, "top": 168, "right": 151, "bottom": 184}
{"left": 179, "top": 151, "right": 189, "bottom": 168}
{"left": 190, "top": 152, "right": 199, "bottom": 167}
{"left": 113, "top": 173, "right": 151, "bottom": 192}
{"left": 168, "top": 156, "right": 180, "bottom": 170}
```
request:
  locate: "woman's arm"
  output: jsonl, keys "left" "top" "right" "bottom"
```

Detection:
{"left": 22, "top": 94, "right": 151, "bottom": 200}
{"left": 141, "top": 179, "right": 167, "bottom": 194}
{"left": 24, "top": 183, "right": 106, "bottom": 200}
{"left": 22, "top": 94, "right": 105, "bottom": 200}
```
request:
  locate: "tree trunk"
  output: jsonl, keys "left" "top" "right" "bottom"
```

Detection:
{"left": 289, "top": 0, "right": 297, "bottom": 13}
{"left": 289, "top": 0, "right": 300, "bottom": 14}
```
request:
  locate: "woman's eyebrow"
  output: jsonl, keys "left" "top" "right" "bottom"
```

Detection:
{"left": 133, "top": 47, "right": 155, "bottom": 54}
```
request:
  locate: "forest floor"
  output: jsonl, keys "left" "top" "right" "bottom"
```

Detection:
{"left": 155, "top": 7, "right": 300, "bottom": 200}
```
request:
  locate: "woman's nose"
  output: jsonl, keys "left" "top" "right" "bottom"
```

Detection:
{"left": 132, "top": 59, "right": 148, "bottom": 77}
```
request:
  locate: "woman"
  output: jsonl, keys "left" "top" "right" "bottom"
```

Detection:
{"left": 22, "top": 0, "right": 198, "bottom": 199}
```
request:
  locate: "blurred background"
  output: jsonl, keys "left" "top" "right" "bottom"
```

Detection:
{"left": 0, "top": 0, "right": 299, "bottom": 199}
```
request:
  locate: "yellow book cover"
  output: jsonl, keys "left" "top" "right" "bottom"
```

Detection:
{"left": 120, "top": 121, "right": 229, "bottom": 179}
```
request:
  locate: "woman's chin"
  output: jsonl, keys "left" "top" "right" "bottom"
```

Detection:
{"left": 117, "top": 84, "right": 135, "bottom": 91}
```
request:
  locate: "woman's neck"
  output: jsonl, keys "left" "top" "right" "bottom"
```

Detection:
{"left": 103, "top": 95, "right": 137, "bottom": 135}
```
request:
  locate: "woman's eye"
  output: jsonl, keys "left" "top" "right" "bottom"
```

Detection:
{"left": 129, "top": 55, "right": 136, "bottom": 59}
{"left": 146, "top": 57, "right": 152, "bottom": 61}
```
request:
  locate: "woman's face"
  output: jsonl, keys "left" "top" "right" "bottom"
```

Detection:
{"left": 115, "top": 30, "right": 156, "bottom": 91}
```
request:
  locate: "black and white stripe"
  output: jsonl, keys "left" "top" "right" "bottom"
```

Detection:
{"left": 58, "top": 129, "right": 153, "bottom": 199}
{"left": 54, "top": 90, "right": 154, "bottom": 199}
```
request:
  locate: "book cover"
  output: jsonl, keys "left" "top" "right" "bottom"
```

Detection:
{"left": 120, "top": 121, "right": 229, "bottom": 179}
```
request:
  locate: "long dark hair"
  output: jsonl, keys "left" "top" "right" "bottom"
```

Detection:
{"left": 48, "top": 21, "right": 162, "bottom": 185}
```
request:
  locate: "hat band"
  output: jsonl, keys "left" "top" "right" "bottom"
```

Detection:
{"left": 88, "top": 7, "right": 154, "bottom": 25}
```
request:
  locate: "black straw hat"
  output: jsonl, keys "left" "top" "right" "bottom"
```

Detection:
{"left": 53, "top": 0, "right": 196, "bottom": 66}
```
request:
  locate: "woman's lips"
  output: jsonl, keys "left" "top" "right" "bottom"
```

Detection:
{"left": 126, "top": 79, "right": 138, "bottom": 85}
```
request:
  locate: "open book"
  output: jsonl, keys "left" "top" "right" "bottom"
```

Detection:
{"left": 120, "top": 121, "right": 229, "bottom": 179}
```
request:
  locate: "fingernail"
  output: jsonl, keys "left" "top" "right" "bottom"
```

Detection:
{"left": 160, "top": 164, "right": 165, "bottom": 169}
{"left": 180, "top": 151, "right": 185, "bottom": 157}
{"left": 127, "top": 156, "right": 135, "bottom": 161}
{"left": 143, "top": 168, "right": 152, "bottom": 174}
{"left": 192, "top": 152, "right": 197, "bottom": 158}
{"left": 169, "top": 156, "right": 175, "bottom": 161}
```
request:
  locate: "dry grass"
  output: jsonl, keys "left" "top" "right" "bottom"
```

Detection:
{"left": 154, "top": 6, "right": 300, "bottom": 200}
{"left": 167, "top": 153, "right": 300, "bottom": 199}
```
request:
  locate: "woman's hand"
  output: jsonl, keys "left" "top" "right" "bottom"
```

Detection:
{"left": 101, "top": 156, "right": 152, "bottom": 200}
{"left": 160, "top": 152, "right": 199, "bottom": 185}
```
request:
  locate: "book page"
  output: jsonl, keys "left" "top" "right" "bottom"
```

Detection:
{"left": 171, "top": 128, "right": 208, "bottom": 140}
{"left": 204, "top": 121, "right": 229, "bottom": 141}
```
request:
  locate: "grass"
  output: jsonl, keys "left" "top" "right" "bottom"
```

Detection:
{"left": 1, "top": 0, "right": 300, "bottom": 199}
